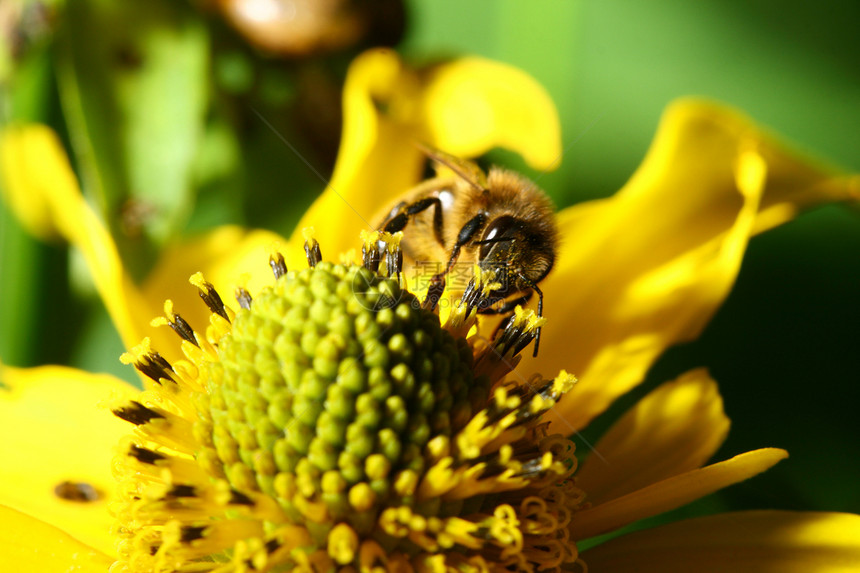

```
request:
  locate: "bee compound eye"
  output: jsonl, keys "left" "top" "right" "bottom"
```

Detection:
{"left": 478, "top": 216, "right": 519, "bottom": 260}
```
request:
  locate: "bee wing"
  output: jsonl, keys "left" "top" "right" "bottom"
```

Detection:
{"left": 415, "top": 143, "right": 488, "bottom": 191}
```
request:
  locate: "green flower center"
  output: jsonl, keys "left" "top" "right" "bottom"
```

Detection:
{"left": 114, "top": 246, "right": 582, "bottom": 573}
{"left": 204, "top": 262, "right": 488, "bottom": 539}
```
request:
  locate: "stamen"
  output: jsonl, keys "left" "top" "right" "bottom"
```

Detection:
{"left": 269, "top": 251, "right": 287, "bottom": 279}
{"left": 493, "top": 306, "right": 545, "bottom": 357}
{"left": 460, "top": 266, "right": 501, "bottom": 316}
{"left": 303, "top": 227, "right": 322, "bottom": 267}
{"left": 165, "top": 484, "right": 198, "bottom": 499}
{"left": 152, "top": 300, "right": 199, "bottom": 347}
{"left": 381, "top": 231, "right": 404, "bottom": 280}
{"left": 112, "top": 235, "right": 581, "bottom": 573}
{"left": 128, "top": 444, "right": 166, "bottom": 465}
{"left": 235, "top": 286, "right": 253, "bottom": 310}
{"left": 112, "top": 401, "right": 166, "bottom": 426}
{"left": 189, "top": 272, "right": 231, "bottom": 322}
{"left": 121, "top": 340, "right": 178, "bottom": 386}
{"left": 360, "top": 230, "right": 381, "bottom": 272}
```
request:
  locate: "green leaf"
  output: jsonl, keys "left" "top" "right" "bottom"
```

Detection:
{"left": 56, "top": 0, "right": 208, "bottom": 277}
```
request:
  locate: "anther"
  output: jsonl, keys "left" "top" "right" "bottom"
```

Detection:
{"left": 180, "top": 525, "right": 208, "bottom": 543}
{"left": 128, "top": 444, "right": 166, "bottom": 465}
{"left": 133, "top": 352, "right": 177, "bottom": 385}
{"left": 165, "top": 484, "right": 197, "bottom": 499}
{"left": 167, "top": 312, "right": 198, "bottom": 347}
{"left": 113, "top": 401, "right": 166, "bottom": 426}
{"left": 269, "top": 252, "right": 288, "bottom": 279}
{"left": 235, "top": 287, "right": 253, "bottom": 310}
{"left": 229, "top": 490, "right": 254, "bottom": 506}
{"left": 386, "top": 246, "right": 403, "bottom": 281}
{"left": 190, "top": 273, "right": 231, "bottom": 322}
{"left": 303, "top": 228, "right": 322, "bottom": 267}
{"left": 361, "top": 231, "right": 381, "bottom": 273}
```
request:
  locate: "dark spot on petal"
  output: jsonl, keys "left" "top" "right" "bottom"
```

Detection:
{"left": 54, "top": 480, "right": 100, "bottom": 502}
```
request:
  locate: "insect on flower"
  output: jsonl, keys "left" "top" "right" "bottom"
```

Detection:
{"left": 376, "top": 147, "right": 558, "bottom": 356}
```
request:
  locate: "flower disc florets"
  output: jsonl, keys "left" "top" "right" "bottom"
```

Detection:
{"left": 112, "top": 238, "right": 583, "bottom": 573}
{"left": 203, "top": 263, "right": 487, "bottom": 534}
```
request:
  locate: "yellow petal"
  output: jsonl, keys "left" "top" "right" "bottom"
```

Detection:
{"left": 581, "top": 510, "right": 860, "bottom": 572}
{"left": 0, "top": 124, "right": 154, "bottom": 352}
{"left": 291, "top": 49, "right": 562, "bottom": 258}
{"left": 526, "top": 98, "right": 858, "bottom": 432}
{"left": 0, "top": 128, "right": 68, "bottom": 241}
{"left": 0, "top": 505, "right": 114, "bottom": 572}
{"left": 0, "top": 365, "right": 135, "bottom": 555}
{"left": 291, "top": 49, "right": 425, "bottom": 258}
{"left": 570, "top": 448, "right": 788, "bottom": 540}
{"left": 419, "top": 57, "right": 561, "bottom": 170}
{"left": 577, "top": 369, "right": 730, "bottom": 505}
{"left": 142, "top": 225, "right": 289, "bottom": 359}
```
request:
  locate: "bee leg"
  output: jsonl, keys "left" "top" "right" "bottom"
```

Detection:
{"left": 522, "top": 279, "right": 545, "bottom": 358}
{"left": 491, "top": 275, "right": 545, "bottom": 357}
{"left": 445, "top": 212, "right": 489, "bottom": 273}
{"left": 382, "top": 196, "right": 445, "bottom": 247}
{"left": 477, "top": 291, "right": 533, "bottom": 315}
{"left": 422, "top": 274, "right": 446, "bottom": 312}
{"left": 423, "top": 212, "right": 489, "bottom": 311}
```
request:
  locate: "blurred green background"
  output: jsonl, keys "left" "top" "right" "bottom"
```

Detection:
{"left": 2, "top": 0, "right": 858, "bottom": 538}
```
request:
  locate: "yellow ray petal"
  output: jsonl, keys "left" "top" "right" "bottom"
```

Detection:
{"left": 570, "top": 448, "right": 788, "bottom": 540}
{"left": 526, "top": 98, "right": 858, "bottom": 432}
{"left": 0, "top": 365, "right": 135, "bottom": 555}
{"left": 291, "top": 49, "right": 562, "bottom": 259}
{"left": 142, "top": 225, "right": 290, "bottom": 358}
{"left": 419, "top": 56, "right": 561, "bottom": 170}
{"left": 581, "top": 510, "right": 860, "bottom": 572}
{"left": 0, "top": 505, "right": 114, "bottom": 572}
{"left": 0, "top": 124, "right": 155, "bottom": 351}
{"left": 577, "top": 369, "right": 730, "bottom": 505}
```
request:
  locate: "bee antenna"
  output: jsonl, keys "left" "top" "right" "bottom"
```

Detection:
{"left": 413, "top": 141, "right": 487, "bottom": 193}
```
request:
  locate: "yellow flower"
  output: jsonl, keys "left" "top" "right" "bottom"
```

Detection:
{"left": 2, "top": 49, "right": 859, "bottom": 571}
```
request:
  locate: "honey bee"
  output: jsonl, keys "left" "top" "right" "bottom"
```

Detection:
{"left": 376, "top": 148, "right": 558, "bottom": 355}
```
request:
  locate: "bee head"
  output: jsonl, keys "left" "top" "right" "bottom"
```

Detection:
{"left": 477, "top": 215, "right": 556, "bottom": 296}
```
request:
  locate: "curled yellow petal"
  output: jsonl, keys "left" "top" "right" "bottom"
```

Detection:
{"left": 291, "top": 48, "right": 425, "bottom": 258}
{"left": 0, "top": 505, "right": 114, "bottom": 572}
{"left": 528, "top": 98, "right": 859, "bottom": 432}
{"left": 291, "top": 49, "right": 562, "bottom": 259}
{"left": 143, "top": 225, "right": 290, "bottom": 345}
{"left": 420, "top": 57, "right": 561, "bottom": 170}
{"left": 0, "top": 365, "right": 136, "bottom": 555}
{"left": 581, "top": 510, "right": 860, "bottom": 572}
{"left": 0, "top": 124, "right": 153, "bottom": 352}
{"left": 577, "top": 369, "right": 730, "bottom": 505}
{"left": 0, "top": 126, "right": 76, "bottom": 241}
{"left": 570, "top": 448, "right": 788, "bottom": 540}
